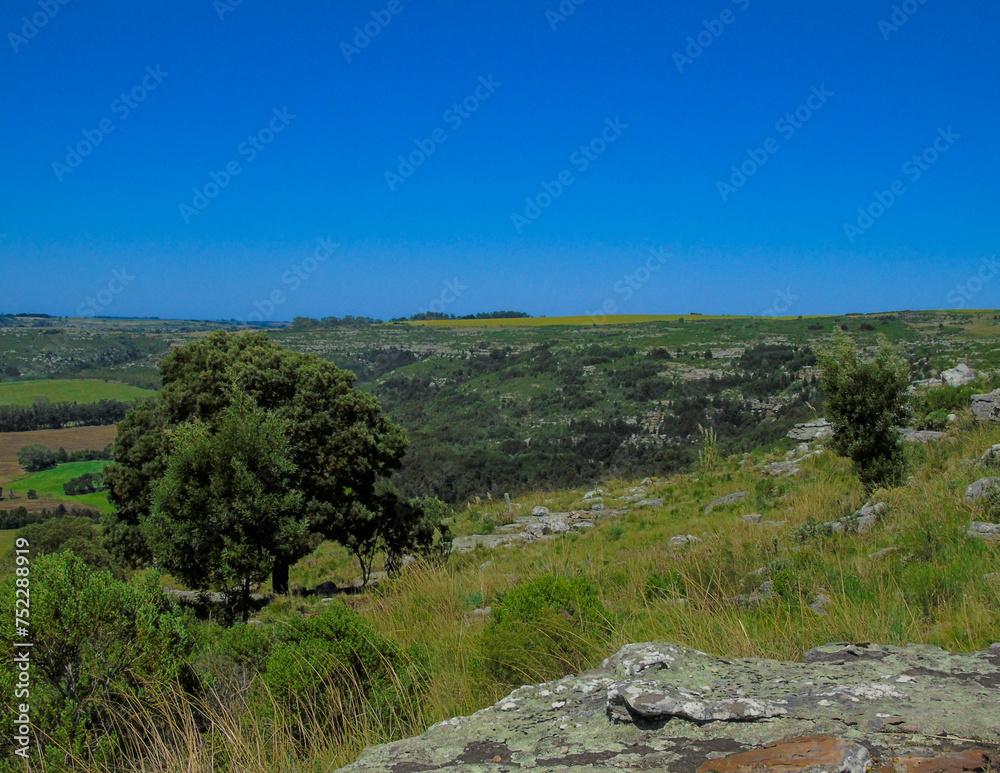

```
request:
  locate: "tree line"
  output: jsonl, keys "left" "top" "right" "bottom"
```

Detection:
{"left": 0, "top": 400, "right": 135, "bottom": 432}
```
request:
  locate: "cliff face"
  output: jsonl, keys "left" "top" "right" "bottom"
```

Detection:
{"left": 337, "top": 641, "right": 1000, "bottom": 773}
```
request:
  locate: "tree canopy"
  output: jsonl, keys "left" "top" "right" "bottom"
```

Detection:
{"left": 104, "top": 331, "right": 410, "bottom": 597}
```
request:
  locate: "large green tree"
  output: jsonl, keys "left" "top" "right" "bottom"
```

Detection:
{"left": 821, "top": 330, "right": 910, "bottom": 492}
{"left": 147, "top": 391, "right": 307, "bottom": 618}
{"left": 104, "top": 331, "right": 409, "bottom": 594}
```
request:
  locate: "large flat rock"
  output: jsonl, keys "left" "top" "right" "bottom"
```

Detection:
{"left": 336, "top": 641, "right": 1000, "bottom": 772}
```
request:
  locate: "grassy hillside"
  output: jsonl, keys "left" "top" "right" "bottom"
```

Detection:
{"left": 0, "top": 379, "right": 154, "bottom": 406}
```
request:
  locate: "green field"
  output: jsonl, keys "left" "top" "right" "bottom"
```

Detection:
{"left": 10, "top": 460, "right": 112, "bottom": 512}
{"left": 0, "top": 379, "right": 155, "bottom": 406}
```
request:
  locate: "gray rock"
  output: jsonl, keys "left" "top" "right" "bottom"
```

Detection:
{"left": 531, "top": 506, "right": 550, "bottom": 516}
{"left": 868, "top": 547, "right": 898, "bottom": 560}
{"left": 948, "top": 413, "right": 959, "bottom": 423}
{"left": 705, "top": 491, "right": 748, "bottom": 515}
{"left": 633, "top": 497, "right": 664, "bottom": 508}
{"left": 590, "top": 502, "right": 605, "bottom": 511}
{"left": 640, "top": 477, "right": 652, "bottom": 486}
{"left": 742, "top": 513, "right": 763, "bottom": 524}
{"left": 451, "top": 533, "right": 528, "bottom": 553}
{"left": 942, "top": 363, "right": 976, "bottom": 387}
{"left": 668, "top": 534, "right": 702, "bottom": 548}
{"left": 478, "top": 561, "right": 493, "bottom": 572}
{"left": 965, "top": 477, "right": 1000, "bottom": 502}
{"left": 898, "top": 427, "right": 946, "bottom": 443}
{"left": 787, "top": 418, "right": 833, "bottom": 441}
{"left": 583, "top": 488, "right": 605, "bottom": 500}
{"left": 821, "top": 501, "right": 887, "bottom": 535}
{"left": 468, "top": 606, "right": 492, "bottom": 618}
{"left": 972, "top": 389, "right": 1000, "bottom": 422}
{"left": 966, "top": 521, "right": 1000, "bottom": 541}
{"left": 339, "top": 641, "right": 1000, "bottom": 773}
{"left": 762, "top": 460, "right": 801, "bottom": 477}
{"left": 979, "top": 444, "right": 1000, "bottom": 466}
{"left": 622, "top": 493, "right": 647, "bottom": 503}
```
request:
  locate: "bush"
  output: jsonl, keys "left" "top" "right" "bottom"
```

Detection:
{"left": 821, "top": 331, "right": 910, "bottom": 492}
{"left": 644, "top": 570, "right": 686, "bottom": 600}
{"left": 16, "top": 443, "right": 56, "bottom": 472}
{"left": 0, "top": 553, "right": 193, "bottom": 767}
{"left": 481, "top": 575, "right": 612, "bottom": 688}
{"left": 193, "top": 603, "right": 423, "bottom": 746}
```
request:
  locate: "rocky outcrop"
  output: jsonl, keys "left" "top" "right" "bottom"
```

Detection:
{"left": 704, "top": 491, "right": 748, "bottom": 515}
{"left": 972, "top": 390, "right": 1000, "bottom": 422}
{"left": 899, "top": 428, "right": 947, "bottom": 443}
{"left": 941, "top": 363, "right": 976, "bottom": 387}
{"left": 967, "top": 522, "right": 1000, "bottom": 541}
{"left": 819, "top": 501, "right": 887, "bottom": 535}
{"left": 336, "top": 641, "right": 1000, "bottom": 773}
{"left": 788, "top": 419, "right": 833, "bottom": 441}
{"left": 966, "top": 478, "right": 1000, "bottom": 503}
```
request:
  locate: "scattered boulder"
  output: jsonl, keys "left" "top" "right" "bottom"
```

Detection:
{"left": 640, "top": 477, "right": 652, "bottom": 486}
{"left": 451, "top": 533, "right": 526, "bottom": 553}
{"left": 787, "top": 418, "right": 833, "bottom": 441}
{"left": 590, "top": 502, "right": 605, "bottom": 512}
{"left": 823, "top": 502, "right": 887, "bottom": 535}
{"left": 971, "top": 389, "right": 1000, "bottom": 422}
{"left": 979, "top": 444, "right": 1000, "bottom": 466}
{"left": 633, "top": 497, "right": 664, "bottom": 508}
{"left": 899, "top": 427, "right": 946, "bottom": 443}
{"left": 966, "top": 522, "right": 1000, "bottom": 541}
{"left": 339, "top": 641, "right": 1000, "bottom": 773}
{"left": 468, "top": 607, "right": 491, "bottom": 619}
{"left": 622, "top": 493, "right": 647, "bottom": 503}
{"left": 668, "top": 534, "right": 702, "bottom": 548}
{"left": 583, "top": 488, "right": 604, "bottom": 500}
{"left": 531, "top": 506, "right": 550, "bottom": 516}
{"left": 478, "top": 561, "right": 493, "bottom": 572}
{"left": 965, "top": 478, "right": 1000, "bottom": 503}
{"left": 868, "top": 547, "right": 898, "bottom": 560}
{"left": 704, "top": 491, "right": 748, "bottom": 515}
{"left": 941, "top": 363, "right": 976, "bottom": 387}
{"left": 763, "top": 460, "right": 802, "bottom": 477}
{"left": 743, "top": 513, "right": 763, "bottom": 524}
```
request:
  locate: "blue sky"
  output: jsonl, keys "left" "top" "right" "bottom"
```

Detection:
{"left": 2, "top": 0, "right": 997, "bottom": 321}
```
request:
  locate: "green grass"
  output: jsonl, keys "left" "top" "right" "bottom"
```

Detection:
{"left": 0, "top": 379, "right": 155, "bottom": 406}
{"left": 9, "top": 460, "right": 112, "bottom": 511}
{"left": 0, "top": 529, "right": 14, "bottom": 558}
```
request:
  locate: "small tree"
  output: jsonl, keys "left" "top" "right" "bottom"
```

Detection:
{"left": 821, "top": 331, "right": 910, "bottom": 492}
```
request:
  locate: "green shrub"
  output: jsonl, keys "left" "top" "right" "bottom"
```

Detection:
{"left": 821, "top": 331, "right": 910, "bottom": 492}
{"left": 0, "top": 553, "right": 193, "bottom": 768}
{"left": 644, "top": 570, "right": 686, "bottom": 600}
{"left": 193, "top": 603, "right": 423, "bottom": 745}
{"left": 481, "top": 575, "right": 611, "bottom": 688}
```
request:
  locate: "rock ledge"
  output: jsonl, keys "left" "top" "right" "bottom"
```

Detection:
{"left": 336, "top": 641, "right": 1000, "bottom": 772}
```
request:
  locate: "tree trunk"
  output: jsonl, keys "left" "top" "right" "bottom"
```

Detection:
{"left": 272, "top": 558, "right": 290, "bottom": 596}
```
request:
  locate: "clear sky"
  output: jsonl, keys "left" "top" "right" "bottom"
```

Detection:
{"left": 2, "top": 0, "right": 997, "bottom": 321}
